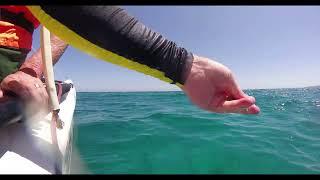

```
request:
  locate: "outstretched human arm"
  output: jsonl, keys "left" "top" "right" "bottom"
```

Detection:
{"left": 19, "top": 33, "right": 68, "bottom": 78}
{"left": 28, "top": 6, "right": 260, "bottom": 114}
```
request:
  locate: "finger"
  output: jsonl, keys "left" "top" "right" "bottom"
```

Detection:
{"left": 30, "top": 80, "right": 49, "bottom": 108}
{"left": 227, "top": 73, "right": 256, "bottom": 101}
{"left": 2, "top": 77, "right": 41, "bottom": 105}
{"left": 0, "top": 89, "right": 8, "bottom": 102}
{"left": 27, "top": 82, "right": 47, "bottom": 103}
{"left": 24, "top": 85, "right": 49, "bottom": 116}
{"left": 226, "top": 75, "right": 257, "bottom": 106}
{"left": 0, "top": 75, "right": 23, "bottom": 96}
{"left": 228, "top": 76, "right": 246, "bottom": 99}
{"left": 225, "top": 93, "right": 255, "bottom": 104}
{"left": 212, "top": 98, "right": 256, "bottom": 114}
{"left": 236, "top": 104, "right": 261, "bottom": 114}
{"left": 223, "top": 98, "right": 255, "bottom": 111}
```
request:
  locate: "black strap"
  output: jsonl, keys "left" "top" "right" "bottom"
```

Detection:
{"left": 0, "top": 8, "right": 34, "bottom": 34}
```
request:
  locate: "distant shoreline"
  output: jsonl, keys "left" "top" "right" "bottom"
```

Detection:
{"left": 78, "top": 90, "right": 183, "bottom": 93}
{"left": 78, "top": 85, "right": 320, "bottom": 93}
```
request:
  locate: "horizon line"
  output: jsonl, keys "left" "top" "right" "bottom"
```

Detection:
{"left": 77, "top": 84, "right": 320, "bottom": 93}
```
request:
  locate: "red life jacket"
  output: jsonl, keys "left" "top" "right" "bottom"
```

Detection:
{"left": 0, "top": 6, "right": 40, "bottom": 52}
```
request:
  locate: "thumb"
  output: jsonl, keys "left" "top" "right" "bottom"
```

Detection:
{"left": 0, "top": 89, "right": 8, "bottom": 103}
{"left": 1, "top": 75, "right": 22, "bottom": 97}
{"left": 230, "top": 86, "right": 256, "bottom": 104}
{"left": 228, "top": 74, "right": 255, "bottom": 102}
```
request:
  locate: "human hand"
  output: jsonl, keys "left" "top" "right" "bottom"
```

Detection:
{"left": 0, "top": 70, "right": 49, "bottom": 117}
{"left": 182, "top": 55, "right": 260, "bottom": 114}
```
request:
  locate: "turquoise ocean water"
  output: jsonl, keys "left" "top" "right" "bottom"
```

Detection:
{"left": 72, "top": 87, "right": 320, "bottom": 174}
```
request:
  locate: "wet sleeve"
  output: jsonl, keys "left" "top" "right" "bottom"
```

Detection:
{"left": 27, "top": 6, "right": 194, "bottom": 86}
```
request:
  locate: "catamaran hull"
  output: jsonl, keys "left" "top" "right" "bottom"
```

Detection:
{"left": 0, "top": 80, "right": 76, "bottom": 174}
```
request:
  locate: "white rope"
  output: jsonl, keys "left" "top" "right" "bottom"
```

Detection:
{"left": 40, "top": 25, "right": 63, "bottom": 174}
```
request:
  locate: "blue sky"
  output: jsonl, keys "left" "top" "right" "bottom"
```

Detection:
{"left": 31, "top": 6, "right": 320, "bottom": 92}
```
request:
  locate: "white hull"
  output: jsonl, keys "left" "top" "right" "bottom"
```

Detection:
{"left": 0, "top": 80, "right": 76, "bottom": 174}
